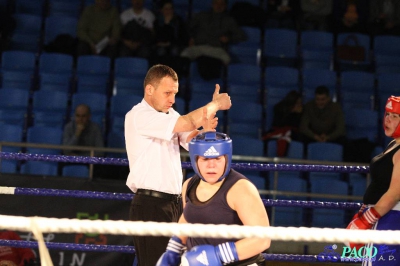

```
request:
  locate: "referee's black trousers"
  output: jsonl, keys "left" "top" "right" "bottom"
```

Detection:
{"left": 129, "top": 193, "right": 182, "bottom": 266}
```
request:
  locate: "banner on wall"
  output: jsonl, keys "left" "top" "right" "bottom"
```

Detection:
{"left": 0, "top": 174, "right": 135, "bottom": 266}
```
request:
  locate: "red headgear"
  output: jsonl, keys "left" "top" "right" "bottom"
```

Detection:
{"left": 385, "top": 96, "right": 400, "bottom": 138}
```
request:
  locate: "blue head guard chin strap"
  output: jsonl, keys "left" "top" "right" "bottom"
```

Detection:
{"left": 189, "top": 131, "right": 232, "bottom": 182}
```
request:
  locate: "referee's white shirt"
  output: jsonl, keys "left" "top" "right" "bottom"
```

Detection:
{"left": 125, "top": 99, "right": 191, "bottom": 195}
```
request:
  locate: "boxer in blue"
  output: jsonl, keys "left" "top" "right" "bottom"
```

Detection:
{"left": 156, "top": 131, "right": 270, "bottom": 266}
{"left": 346, "top": 95, "right": 400, "bottom": 266}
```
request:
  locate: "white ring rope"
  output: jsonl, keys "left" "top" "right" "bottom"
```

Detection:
{"left": 1, "top": 214, "right": 400, "bottom": 245}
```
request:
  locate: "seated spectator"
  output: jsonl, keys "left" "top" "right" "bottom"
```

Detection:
{"left": 0, "top": 230, "right": 36, "bottom": 266}
{"left": 180, "top": 0, "right": 246, "bottom": 80}
{"left": 298, "top": 0, "right": 333, "bottom": 31}
{"left": 263, "top": 90, "right": 303, "bottom": 156}
{"left": 368, "top": 0, "right": 400, "bottom": 36}
{"left": 299, "top": 85, "right": 346, "bottom": 146}
{"left": 151, "top": 0, "right": 189, "bottom": 76}
{"left": 119, "top": 0, "right": 155, "bottom": 58}
{"left": 333, "top": 0, "right": 368, "bottom": 34}
{"left": 76, "top": 0, "right": 121, "bottom": 58}
{"left": 62, "top": 104, "right": 104, "bottom": 157}
{"left": 266, "top": 0, "right": 300, "bottom": 29}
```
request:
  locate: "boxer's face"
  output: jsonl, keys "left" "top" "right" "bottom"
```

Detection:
{"left": 197, "top": 155, "right": 226, "bottom": 184}
{"left": 384, "top": 112, "right": 400, "bottom": 137}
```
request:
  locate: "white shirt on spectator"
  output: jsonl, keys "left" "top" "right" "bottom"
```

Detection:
{"left": 120, "top": 8, "right": 155, "bottom": 29}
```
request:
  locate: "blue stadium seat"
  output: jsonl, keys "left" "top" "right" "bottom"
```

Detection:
{"left": 228, "top": 101, "right": 263, "bottom": 124}
{"left": 44, "top": 16, "right": 78, "bottom": 45}
{"left": 265, "top": 66, "right": 299, "bottom": 90}
{"left": 246, "top": 174, "right": 266, "bottom": 190}
{"left": 114, "top": 57, "right": 149, "bottom": 78}
{"left": 227, "top": 122, "right": 261, "bottom": 140}
{"left": 38, "top": 73, "right": 72, "bottom": 92}
{"left": 32, "top": 90, "right": 68, "bottom": 114}
{"left": 20, "top": 161, "right": 58, "bottom": 176}
{"left": 300, "top": 30, "right": 333, "bottom": 70}
{"left": 12, "top": 13, "right": 42, "bottom": 34}
{"left": 106, "top": 130, "right": 127, "bottom": 158}
{"left": 62, "top": 165, "right": 90, "bottom": 178}
{"left": 113, "top": 76, "right": 143, "bottom": 96}
{"left": 15, "top": 0, "right": 45, "bottom": 15}
{"left": 0, "top": 160, "right": 18, "bottom": 174}
{"left": 0, "top": 123, "right": 24, "bottom": 153}
{"left": 300, "top": 30, "right": 334, "bottom": 52}
{"left": 227, "top": 63, "right": 262, "bottom": 85}
{"left": 47, "top": 0, "right": 82, "bottom": 18}
{"left": 1, "top": 50, "right": 36, "bottom": 71}
{"left": 307, "top": 142, "right": 343, "bottom": 162}
{"left": 345, "top": 108, "right": 379, "bottom": 142}
{"left": 26, "top": 126, "right": 63, "bottom": 155}
{"left": 310, "top": 178, "right": 349, "bottom": 228}
{"left": 32, "top": 90, "right": 68, "bottom": 128}
{"left": 9, "top": 33, "right": 40, "bottom": 52}
{"left": 348, "top": 173, "right": 368, "bottom": 198}
{"left": 340, "top": 71, "right": 374, "bottom": 92}
{"left": 301, "top": 68, "right": 337, "bottom": 102}
{"left": 0, "top": 109, "right": 26, "bottom": 127}
{"left": 190, "top": 79, "right": 224, "bottom": 99}
{"left": 76, "top": 55, "right": 111, "bottom": 76}
{"left": 230, "top": 44, "right": 260, "bottom": 65}
{"left": 269, "top": 172, "right": 307, "bottom": 226}
{"left": 39, "top": 53, "right": 74, "bottom": 74}
{"left": 0, "top": 88, "right": 30, "bottom": 111}
{"left": 228, "top": 83, "right": 261, "bottom": 103}
{"left": 263, "top": 28, "right": 298, "bottom": 67}
{"left": 231, "top": 136, "right": 264, "bottom": 157}
{"left": 110, "top": 94, "right": 142, "bottom": 117}
{"left": 76, "top": 75, "right": 109, "bottom": 94}
{"left": 341, "top": 91, "right": 374, "bottom": 111}
{"left": 1, "top": 71, "right": 33, "bottom": 90}
{"left": 174, "top": 97, "right": 186, "bottom": 115}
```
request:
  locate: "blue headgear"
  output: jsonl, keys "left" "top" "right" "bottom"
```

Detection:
{"left": 189, "top": 131, "right": 232, "bottom": 182}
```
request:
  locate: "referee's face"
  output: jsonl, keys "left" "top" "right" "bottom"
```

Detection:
{"left": 147, "top": 76, "right": 179, "bottom": 113}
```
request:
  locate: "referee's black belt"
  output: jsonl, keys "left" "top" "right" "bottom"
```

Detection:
{"left": 136, "top": 189, "right": 181, "bottom": 202}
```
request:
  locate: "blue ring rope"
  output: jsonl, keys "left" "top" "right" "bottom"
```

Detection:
{"left": 0, "top": 152, "right": 369, "bottom": 173}
{"left": 9, "top": 187, "right": 361, "bottom": 209}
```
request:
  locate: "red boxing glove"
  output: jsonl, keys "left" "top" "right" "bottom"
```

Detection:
{"left": 347, "top": 206, "right": 381, "bottom": 230}
{"left": 345, "top": 206, "right": 381, "bottom": 250}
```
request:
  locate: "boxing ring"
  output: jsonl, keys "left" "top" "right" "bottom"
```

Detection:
{"left": 0, "top": 150, "right": 399, "bottom": 265}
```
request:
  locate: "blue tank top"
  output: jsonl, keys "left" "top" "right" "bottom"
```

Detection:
{"left": 364, "top": 141, "right": 400, "bottom": 204}
{"left": 183, "top": 169, "right": 246, "bottom": 249}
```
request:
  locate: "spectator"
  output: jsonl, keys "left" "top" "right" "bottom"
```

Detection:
{"left": 266, "top": 0, "right": 300, "bottom": 29}
{"left": 0, "top": 230, "right": 36, "bottom": 266}
{"left": 298, "top": 0, "right": 333, "bottom": 31}
{"left": 76, "top": 0, "right": 121, "bottom": 58}
{"left": 263, "top": 90, "right": 303, "bottom": 156}
{"left": 119, "top": 0, "right": 155, "bottom": 58}
{"left": 368, "top": 0, "right": 400, "bottom": 36}
{"left": 62, "top": 104, "right": 104, "bottom": 157}
{"left": 151, "top": 0, "right": 190, "bottom": 76}
{"left": 333, "top": 0, "right": 368, "bottom": 34}
{"left": 299, "top": 85, "right": 346, "bottom": 146}
{"left": 180, "top": 0, "right": 246, "bottom": 80}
